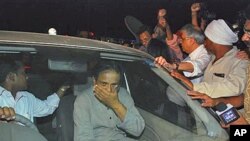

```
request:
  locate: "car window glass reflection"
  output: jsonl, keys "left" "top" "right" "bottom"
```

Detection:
{"left": 125, "top": 61, "right": 197, "bottom": 133}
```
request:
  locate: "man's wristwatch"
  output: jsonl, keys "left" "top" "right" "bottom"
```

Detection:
{"left": 175, "top": 63, "right": 179, "bottom": 70}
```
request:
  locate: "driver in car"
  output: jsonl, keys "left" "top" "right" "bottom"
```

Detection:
{"left": 0, "top": 57, "right": 69, "bottom": 123}
{"left": 73, "top": 60, "right": 145, "bottom": 141}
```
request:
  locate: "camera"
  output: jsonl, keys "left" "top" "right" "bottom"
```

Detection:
{"left": 198, "top": 2, "right": 216, "bottom": 21}
{"left": 215, "top": 102, "right": 240, "bottom": 125}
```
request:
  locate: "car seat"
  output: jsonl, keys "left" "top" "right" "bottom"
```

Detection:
{"left": 55, "top": 76, "right": 91, "bottom": 141}
{"left": 56, "top": 94, "right": 76, "bottom": 141}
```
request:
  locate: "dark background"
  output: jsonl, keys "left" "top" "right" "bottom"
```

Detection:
{"left": 0, "top": 0, "right": 249, "bottom": 40}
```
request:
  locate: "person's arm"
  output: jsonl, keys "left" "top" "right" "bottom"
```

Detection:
{"left": 155, "top": 56, "right": 174, "bottom": 72}
{"left": 154, "top": 56, "right": 193, "bottom": 90}
{"left": 165, "top": 34, "right": 183, "bottom": 61}
{"left": 200, "top": 18, "right": 207, "bottom": 31}
{"left": 181, "top": 50, "right": 211, "bottom": 75}
{"left": 191, "top": 3, "right": 201, "bottom": 29}
{"left": 155, "top": 55, "right": 192, "bottom": 73}
{"left": 29, "top": 93, "right": 60, "bottom": 117}
{"left": 165, "top": 22, "right": 173, "bottom": 40}
{"left": 30, "top": 85, "right": 69, "bottom": 117}
{"left": 56, "top": 85, "right": 70, "bottom": 98}
{"left": 155, "top": 56, "right": 200, "bottom": 73}
{"left": 177, "top": 62, "right": 194, "bottom": 72}
{"left": 156, "top": 49, "right": 210, "bottom": 76}
{"left": 187, "top": 90, "right": 248, "bottom": 127}
{"left": 157, "top": 15, "right": 173, "bottom": 40}
{"left": 171, "top": 70, "right": 193, "bottom": 89}
{"left": 153, "top": 9, "right": 168, "bottom": 40}
{"left": 115, "top": 88, "right": 145, "bottom": 137}
{"left": 159, "top": 61, "right": 194, "bottom": 73}
{"left": 74, "top": 94, "right": 95, "bottom": 141}
{"left": 157, "top": 12, "right": 183, "bottom": 61}
{"left": 216, "top": 95, "right": 244, "bottom": 108}
{"left": 187, "top": 90, "right": 244, "bottom": 108}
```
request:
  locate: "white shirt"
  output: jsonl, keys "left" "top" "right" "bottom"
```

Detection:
{"left": 183, "top": 44, "right": 211, "bottom": 83}
{"left": 194, "top": 47, "right": 249, "bottom": 98}
{"left": 0, "top": 86, "right": 60, "bottom": 122}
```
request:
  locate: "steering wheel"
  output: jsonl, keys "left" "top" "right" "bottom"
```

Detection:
{"left": 15, "top": 113, "right": 39, "bottom": 132}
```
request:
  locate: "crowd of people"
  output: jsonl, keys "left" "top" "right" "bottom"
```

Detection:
{"left": 1, "top": 2, "right": 250, "bottom": 140}
{"left": 124, "top": 2, "right": 250, "bottom": 128}
{"left": 151, "top": 3, "right": 250, "bottom": 127}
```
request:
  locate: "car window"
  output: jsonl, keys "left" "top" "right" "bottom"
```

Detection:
{"left": 124, "top": 61, "right": 197, "bottom": 133}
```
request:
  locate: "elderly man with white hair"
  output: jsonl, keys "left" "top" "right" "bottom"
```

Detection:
{"left": 172, "top": 19, "right": 249, "bottom": 98}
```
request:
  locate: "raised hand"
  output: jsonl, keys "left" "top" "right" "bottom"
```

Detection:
{"left": 158, "top": 17, "right": 167, "bottom": 28}
{"left": 158, "top": 9, "right": 167, "bottom": 17}
{"left": 191, "top": 3, "right": 201, "bottom": 12}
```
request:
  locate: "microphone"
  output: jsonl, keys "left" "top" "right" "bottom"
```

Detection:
{"left": 215, "top": 102, "right": 240, "bottom": 125}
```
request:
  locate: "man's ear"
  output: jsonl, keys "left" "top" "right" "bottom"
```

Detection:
{"left": 6, "top": 72, "right": 16, "bottom": 82}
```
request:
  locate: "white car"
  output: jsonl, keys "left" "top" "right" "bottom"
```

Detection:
{"left": 0, "top": 31, "right": 229, "bottom": 141}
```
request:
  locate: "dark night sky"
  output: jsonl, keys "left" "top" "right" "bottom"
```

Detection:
{"left": 0, "top": 0, "right": 249, "bottom": 40}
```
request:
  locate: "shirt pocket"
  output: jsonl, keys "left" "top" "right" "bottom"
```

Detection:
{"left": 213, "top": 73, "right": 225, "bottom": 82}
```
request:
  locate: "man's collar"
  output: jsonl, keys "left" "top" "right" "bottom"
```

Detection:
{"left": 0, "top": 86, "right": 12, "bottom": 97}
{"left": 0, "top": 86, "right": 27, "bottom": 98}
{"left": 223, "top": 46, "right": 238, "bottom": 57}
{"left": 189, "top": 44, "right": 205, "bottom": 58}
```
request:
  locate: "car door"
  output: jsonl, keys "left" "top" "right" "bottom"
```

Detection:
{"left": 123, "top": 61, "right": 229, "bottom": 141}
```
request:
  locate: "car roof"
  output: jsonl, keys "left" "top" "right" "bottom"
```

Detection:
{"left": 0, "top": 30, "right": 153, "bottom": 60}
